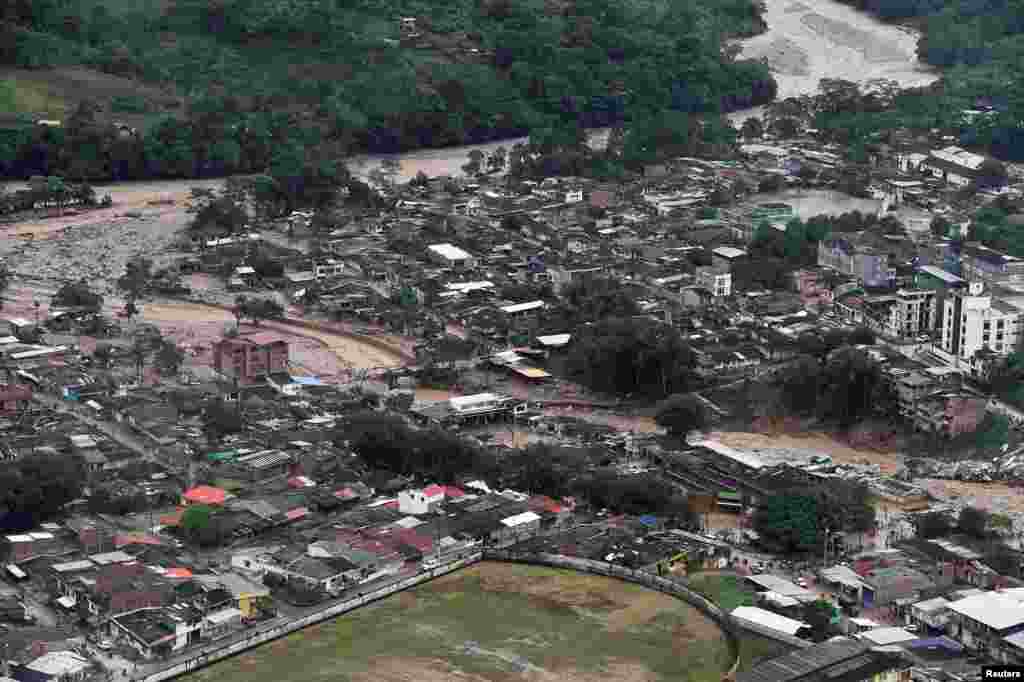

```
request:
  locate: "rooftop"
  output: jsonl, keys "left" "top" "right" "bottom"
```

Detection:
{"left": 947, "top": 591, "right": 1024, "bottom": 631}
{"left": 26, "top": 651, "right": 91, "bottom": 677}
{"left": 731, "top": 606, "right": 809, "bottom": 636}
{"left": 428, "top": 243, "right": 472, "bottom": 261}
{"left": 736, "top": 638, "right": 876, "bottom": 682}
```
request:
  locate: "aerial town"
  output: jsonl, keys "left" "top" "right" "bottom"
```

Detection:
{"left": 2, "top": 103, "right": 1024, "bottom": 682}
{"left": 3, "top": 0, "right": 1024, "bottom": 681}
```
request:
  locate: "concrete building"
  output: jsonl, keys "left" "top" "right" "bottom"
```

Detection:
{"left": 227, "top": 450, "right": 293, "bottom": 482}
{"left": 410, "top": 393, "right": 526, "bottom": 427}
{"left": 836, "top": 289, "right": 936, "bottom": 339}
{"left": 791, "top": 269, "right": 836, "bottom": 308}
{"left": 0, "top": 384, "right": 32, "bottom": 414}
{"left": 213, "top": 333, "right": 289, "bottom": 385}
{"left": 909, "top": 596, "right": 951, "bottom": 635}
{"left": 2, "top": 532, "right": 59, "bottom": 563}
{"left": 398, "top": 485, "right": 445, "bottom": 516}
{"left": 711, "top": 246, "right": 747, "bottom": 270}
{"left": 491, "top": 511, "right": 542, "bottom": 546}
{"left": 818, "top": 238, "right": 894, "bottom": 288}
{"left": 427, "top": 243, "right": 475, "bottom": 269}
{"left": 941, "top": 281, "right": 1022, "bottom": 372}
{"left": 860, "top": 566, "right": 934, "bottom": 608}
{"left": 498, "top": 300, "right": 545, "bottom": 331}
{"left": 695, "top": 265, "right": 731, "bottom": 299}
{"left": 960, "top": 244, "right": 1024, "bottom": 284}
{"left": 912, "top": 390, "right": 988, "bottom": 438}
{"left": 12, "top": 651, "right": 91, "bottom": 682}
{"left": 947, "top": 591, "right": 1024, "bottom": 661}
{"left": 919, "top": 146, "right": 987, "bottom": 188}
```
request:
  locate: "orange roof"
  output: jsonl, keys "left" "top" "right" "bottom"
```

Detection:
{"left": 115, "top": 533, "right": 164, "bottom": 548}
{"left": 182, "top": 485, "right": 227, "bottom": 505}
{"left": 165, "top": 567, "right": 193, "bottom": 579}
{"left": 422, "top": 484, "right": 445, "bottom": 498}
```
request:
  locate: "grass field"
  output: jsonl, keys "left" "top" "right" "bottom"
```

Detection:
{"left": 0, "top": 76, "right": 69, "bottom": 120}
{"left": 186, "top": 562, "right": 735, "bottom": 682}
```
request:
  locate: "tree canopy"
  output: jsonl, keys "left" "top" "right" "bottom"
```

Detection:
{"left": 0, "top": 454, "right": 85, "bottom": 530}
{"left": 567, "top": 317, "right": 697, "bottom": 398}
{"left": 1, "top": 0, "right": 775, "bottom": 181}
{"left": 52, "top": 279, "right": 103, "bottom": 312}
{"left": 754, "top": 480, "right": 875, "bottom": 554}
{"left": 655, "top": 394, "right": 711, "bottom": 437}
{"left": 777, "top": 347, "right": 896, "bottom": 427}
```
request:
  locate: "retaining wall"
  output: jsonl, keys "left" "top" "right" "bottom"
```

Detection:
{"left": 139, "top": 553, "right": 482, "bottom": 682}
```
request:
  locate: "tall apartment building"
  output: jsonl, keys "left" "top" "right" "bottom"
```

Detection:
{"left": 941, "top": 281, "right": 1022, "bottom": 371}
{"left": 833, "top": 289, "right": 936, "bottom": 339}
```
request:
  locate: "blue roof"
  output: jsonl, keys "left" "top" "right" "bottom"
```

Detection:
{"left": 639, "top": 515, "right": 658, "bottom": 527}
{"left": 905, "top": 636, "right": 962, "bottom": 652}
{"left": 290, "top": 376, "right": 323, "bottom": 386}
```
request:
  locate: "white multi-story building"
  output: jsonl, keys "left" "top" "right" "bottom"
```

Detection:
{"left": 696, "top": 266, "right": 731, "bottom": 299}
{"left": 941, "top": 281, "right": 1022, "bottom": 372}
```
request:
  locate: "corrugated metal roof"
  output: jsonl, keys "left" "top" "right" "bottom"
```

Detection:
{"left": 235, "top": 449, "right": 291, "bottom": 470}
{"left": 736, "top": 637, "right": 868, "bottom": 682}
{"left": 731, "top": 606, "right": 809, "bottom": 635}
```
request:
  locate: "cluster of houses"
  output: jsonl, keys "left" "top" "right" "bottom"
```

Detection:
{"left": 0, "top": 474, "right": 572, "bottom": 668}
{"left": 733, "top": 535, "right": 1024, "bottom": 682}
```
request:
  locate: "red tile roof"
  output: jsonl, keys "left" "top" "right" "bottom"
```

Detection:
{"left": 285, "top": 507, "right": 309, "bottom": 521}
{"left": 182, "top": 486, "right": 227, "bottom": 506}
{"left": 242, "top": 332, "right": 287, "bottom": 346}
{"left": 442, "top": 486, "right": 466, "bottom": 499}
{"left": 115, "top": 533, "right": 164, "bottom": 548}
{"left": 393, "top": 529, "right": 433, "bottom": 553}
{"left": 528, "top": 495, "right": 566, "bottom": 514}
{"left": 422, "top": 484, "right": 446, "bottom": 498}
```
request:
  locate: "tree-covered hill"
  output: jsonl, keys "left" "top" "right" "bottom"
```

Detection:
{"left": 823, "top": 0, "right": 1024, "bottom": 160}
{"left": 0, "top": 0, "right": 776, "bottom": 180}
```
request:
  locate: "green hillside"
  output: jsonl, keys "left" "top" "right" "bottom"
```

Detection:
{"left": 0, "top": 0, "right": 776, "bottom": 180}
{"left": 818, "top": 0, "right": 1024, "bottom": 160}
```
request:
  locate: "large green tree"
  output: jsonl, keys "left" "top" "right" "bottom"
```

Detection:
{"left": 655, "top": 394, "right": 710, "bottom": 437}
{"left": 567, "top": 317, "right": 696, "bottom": 398}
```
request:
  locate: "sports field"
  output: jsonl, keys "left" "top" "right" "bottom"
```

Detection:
{"left": 186, "top": 562, "right": 734, "bottom": 682}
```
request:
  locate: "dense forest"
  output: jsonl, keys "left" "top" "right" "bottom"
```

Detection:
{"left": 818, "top": 0, "right": 1024, "bottom": 160}
{"left": 0, "top": 0, "right": 776, "bottom": 181}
